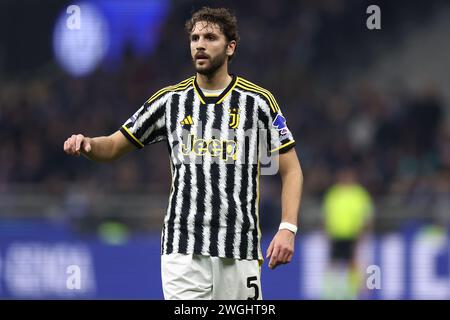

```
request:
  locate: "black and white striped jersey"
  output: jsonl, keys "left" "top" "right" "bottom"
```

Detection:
{"left": 120, "top": 75, "right": 296, "bottom": 261}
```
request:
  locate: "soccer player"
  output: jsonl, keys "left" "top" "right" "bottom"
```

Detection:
{"left": 64, "top": 7, "right": 303, "bottom": 300}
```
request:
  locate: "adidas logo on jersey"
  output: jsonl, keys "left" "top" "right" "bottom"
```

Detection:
{"left": 180, "top": 115, "right": 194, "bottom": 125}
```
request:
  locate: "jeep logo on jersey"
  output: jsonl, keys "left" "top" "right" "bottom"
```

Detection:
{"left": 229, "top": 107, "right": 240, "bottom": 129}
{"left": 272, "top": 114, "right": 289, "bottom": 135}
{"left": 181, "top": 134, "right": 238, "bottom": 161}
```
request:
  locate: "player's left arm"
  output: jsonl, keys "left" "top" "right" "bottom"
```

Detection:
{"left": 266, "top": 147, "right": 303, "bottom": 269}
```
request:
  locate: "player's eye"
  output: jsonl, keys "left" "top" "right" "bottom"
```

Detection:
{"left": 191, "top": 35, "right": 199, "bottom": 41}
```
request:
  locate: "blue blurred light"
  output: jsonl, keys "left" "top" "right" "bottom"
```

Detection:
{"left": 53, "top": 2, "right": 110, "bottom": 77}
{"left": 53, "top": 0, "right": 170, "bottom": 76}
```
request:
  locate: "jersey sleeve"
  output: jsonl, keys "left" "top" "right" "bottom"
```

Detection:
{"left": 258, "top": 94, "right": 296, "bottom": 155}
{"left": 120, "top": 92, "right": 169, "bottom": 149}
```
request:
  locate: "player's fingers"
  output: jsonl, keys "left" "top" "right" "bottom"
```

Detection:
{"left": 69, "top": 136, "right": 80, "bottom": 155}
{"left": 279, "top": 246, "right": 293, "bottom": 263}
{"left": 276, "top": 253, "right": 286, "bottom": 265}
{"left": 286, "top": 251, "right": 294, "bottom": 263}
{"left": 75, "top": 134, "right": 84, "bottom": 152}
{"left": 269, "top": 245, "right": 280, "bottom": 269}
{"left": 69, "top": 135, "right": 77, "bottom": 153}
{"left": 65, "top": 138, "right": 75, "bottom": 154}
{"left": 278, "top": 250, "right": 288, "bottom": 264}
{"left": 74, "top": 135, "right": 84, "bottom": 156}
{"left": 266, "top": 240, "right": 275, "bottom": 259}
{"left": 83, "top": 139, "right": 91, "bottom": 153}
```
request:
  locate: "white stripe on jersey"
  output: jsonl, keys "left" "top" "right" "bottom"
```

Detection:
{"left": 217, "top": 96, "right": 232, "bottom": 257}
{"left": 200, "top": 102, "right": 216, "bottom": 255}
{"left": 232, "top": 92, "right": 248, "bottom": 258}
{"left": 246, "top": 92, "right": 259, "bottom": 259}
{"left": 141, "top": 116, "right": 165, "bottom": 142}
{"left": 171, "top": 90, "right": 189, "bottom": 254}
{"left": 132, "top": 95, "right": 168, "bottom": 133}
{"left": 186, "top": 93, "right": 202, "bottom": 253}
{"left": 163, "top": 94, "right": 174, "bottom": 253}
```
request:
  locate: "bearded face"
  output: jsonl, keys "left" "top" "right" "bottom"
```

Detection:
{"left": 190, "top": 21, "right": 232, "bottom": 76}
{"left": 193, "top": 46, "right": 228, "bottom": 76}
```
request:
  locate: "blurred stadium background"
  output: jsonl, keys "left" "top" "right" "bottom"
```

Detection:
{"left": 1, "top": 0, "right": 450, "bottom": 299}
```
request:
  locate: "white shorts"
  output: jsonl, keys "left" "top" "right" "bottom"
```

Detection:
{"left": 161, "top": 253, "right": 262, "bottom": 300}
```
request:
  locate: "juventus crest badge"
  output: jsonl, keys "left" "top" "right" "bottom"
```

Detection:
{"left": 229, "top": 107, "right": 240, "bottom": 129}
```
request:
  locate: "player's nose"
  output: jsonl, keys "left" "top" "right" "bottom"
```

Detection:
{"left": 195, "top": 44, "right": 206, "bottom": 52}
{"left": 196, "top": 36, "right": 207, "bottom": 48}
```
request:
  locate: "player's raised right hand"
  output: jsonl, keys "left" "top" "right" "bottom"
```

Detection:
{"left": 64, "top": 134, "right": 92, "bottom": 156}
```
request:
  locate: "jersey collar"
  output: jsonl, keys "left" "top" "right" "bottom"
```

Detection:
{"left": 193, "top": 74, "right": 237, "bottom": 105}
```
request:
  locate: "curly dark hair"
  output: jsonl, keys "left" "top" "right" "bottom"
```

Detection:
{"left": 185, "top": 7, "right": 240, "bottom": 61}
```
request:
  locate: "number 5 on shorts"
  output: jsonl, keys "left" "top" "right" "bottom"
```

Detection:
{"left": 247, "top": 276, "right": 260, "bottom": 300}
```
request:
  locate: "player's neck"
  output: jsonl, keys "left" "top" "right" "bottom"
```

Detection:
{"left": 196, "top": 65, "right": 232, "bottom": 90}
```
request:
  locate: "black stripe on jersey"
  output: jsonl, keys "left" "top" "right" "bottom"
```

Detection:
{"left": 257, "top": 107, "right": 269, "bottom": 128}
{"left": 209, "top": 162, "right": 221, "bottom": 257}
{"left": 257, "top": 107, "right": 271, "bottom": 158}
{"left": 224, "top": 91, "right": 241, "bottom": 258}
{"left": 224, "top": 164, "right": 236, "bottom": 258}
{"left": 238, "top": 161, "right": 250, "bottom": 259}
{"left": 251, "top": 163, "right": 259, "bottom": 259}
{"left": 194, "top": 164, "right": 206, "bottom": 253}
{"left": 208, "top": 104, "right": 225, "bottom": 257}
{"left": 162, "top": 157, "right": 175, "bottom": 254}
{"left": 177, "top": 164, "right": 191, "bottom": 253}
{"left": 165, "top": 164, "right": 180, "bottom": 254}
{"left": 177, "top": 90, "right": 195, "bottom": 253}
{"left": 193, "top": 99, "right": 209, "bottom": 254}
{"left": 182, "top": 87, "right": 195, "bottom": 119}
{"left": 165, "top": 94, "right": 182, "bottom": 254}
{"left": 169, "top": 94, "right": 180, "bottom": 161}
{"left": 239, "top": 94, "right": 255, "bottom": 259}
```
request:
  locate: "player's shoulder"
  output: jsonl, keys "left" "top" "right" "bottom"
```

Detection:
{"left": 236, "top": 76, "right": 273, "bottom": 94}
{"left": 145, "top": 76, "right": 195, "bottom": 104}
{"left": 236, "top": 76, "right": 279, "bottom": 111}
{"left": 168, "top": 76, "right": 196, "bottom": 90}
{"left": 159, "top": 76, "right": 195, "bottom": 94}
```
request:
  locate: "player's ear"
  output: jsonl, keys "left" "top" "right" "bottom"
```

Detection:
{"left": 226, "top": 40, "right": 237, "bottom": 58}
